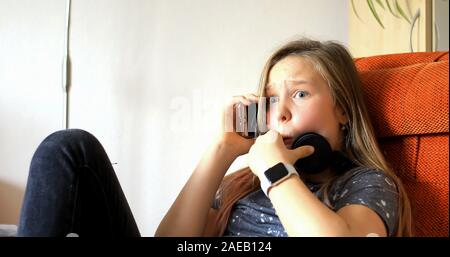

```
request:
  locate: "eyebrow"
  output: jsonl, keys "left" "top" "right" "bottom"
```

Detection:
{"left": 266, "top": 79, "right": 309, "bottom": 89}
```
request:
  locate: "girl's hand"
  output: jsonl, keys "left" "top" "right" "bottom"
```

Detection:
{"left": 215, "top": 93, "right": 259, "bottom": 157}
{"left": 247, "top": 130, "right": 315, "bottom": 178}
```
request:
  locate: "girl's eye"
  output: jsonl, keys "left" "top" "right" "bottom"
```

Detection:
{"left": 268, "top": 96, "right": 279, "bottom": 104}
{"left": 266, "top": 96, "right": 279, "bottom": 111}
{"left": 293, "top": 91, "right": 309, "bottom": 99}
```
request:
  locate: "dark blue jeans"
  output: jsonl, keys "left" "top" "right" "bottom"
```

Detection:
{"left": 17, "top": 129, "right": 140, "bottom": 237}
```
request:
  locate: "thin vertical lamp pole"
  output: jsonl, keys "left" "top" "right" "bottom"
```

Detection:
{"left": 62, "top": 0, "right": 71, "bottom": 129}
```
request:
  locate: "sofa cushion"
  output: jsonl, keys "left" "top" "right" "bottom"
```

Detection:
{"left": 355, "top": 52, "right": 449, "bottom": 237}
{"left": 355, "top": 51, "right": 448, "bottom": 71}
{"left": 359, "top": 59, "right": 449, "bottom": 138}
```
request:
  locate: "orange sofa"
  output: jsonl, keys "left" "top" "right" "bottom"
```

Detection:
{"left": 354, "top": 52, "right": 449, "bottom": 237}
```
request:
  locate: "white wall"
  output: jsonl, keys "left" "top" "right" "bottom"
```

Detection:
{"left": 0, "top": 0, "right": 348, "bottom": 236}
{"left": 435, "top": 0, "right": 449, "bottom": 51}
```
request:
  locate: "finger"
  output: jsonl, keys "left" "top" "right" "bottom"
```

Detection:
{"left": 229, "top": 96, "right": 252, "bottom": 106}
{"left": 222, "top": 106, "right": 234, "bottom": 132}
{"left": 223, "top": 95, "right": 258, "bottom": 133}
{"left": 289, "top": 145, "right": 315, "bottom": 160}
{"left": 261, "top": 129, "right": 281, "bottom": 143}
{"left": 244, "top": 93, "right": 259, "bottom": 102}
{"left": 268, "top": 129, "right": 282, "bottom": 138}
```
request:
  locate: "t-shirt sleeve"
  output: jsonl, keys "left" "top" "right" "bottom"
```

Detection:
{"left": 329, "top": 168, "right": 399, "bottom": 236}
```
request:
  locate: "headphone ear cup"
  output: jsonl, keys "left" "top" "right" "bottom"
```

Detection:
{"left": 291, "top": 132, "right": 333, "bottom": 175}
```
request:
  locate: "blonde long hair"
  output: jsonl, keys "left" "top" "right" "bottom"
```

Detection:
{"left": 208, "top": 38, "right": 412, "bottom": 237}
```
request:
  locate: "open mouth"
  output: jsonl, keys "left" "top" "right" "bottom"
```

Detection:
{"left": 282, "top": 137, "right": 293, "bottom": 146}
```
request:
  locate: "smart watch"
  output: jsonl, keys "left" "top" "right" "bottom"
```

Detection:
{"left": 260, "top": 162, "right": 298, "bottom": 196}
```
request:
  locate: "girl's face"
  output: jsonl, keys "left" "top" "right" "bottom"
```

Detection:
{"left": 265, "top": 56, "right": 348, "bottom": 151}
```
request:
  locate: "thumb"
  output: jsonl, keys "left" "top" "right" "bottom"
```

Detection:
{"left": 289, "top": 145, "right": 315, "bottom": 161}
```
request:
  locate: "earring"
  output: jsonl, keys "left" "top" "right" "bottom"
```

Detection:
{"left": 341, "top": 123, "right": 348, "bottom": 131}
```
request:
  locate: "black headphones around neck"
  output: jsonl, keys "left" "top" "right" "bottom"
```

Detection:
{"left": 291, "top": 132, "right": 356, "bottom": 175}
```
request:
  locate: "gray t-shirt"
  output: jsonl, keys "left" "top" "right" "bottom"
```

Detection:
{"left": 219, "top": 167, "right": 399, "bottom": 237}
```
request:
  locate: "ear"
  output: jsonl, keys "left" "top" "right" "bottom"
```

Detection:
{"left": 334, "top": 104, "right": 349, "bottom": 125}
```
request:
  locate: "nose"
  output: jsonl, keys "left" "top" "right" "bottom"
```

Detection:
{"left": 275, "top": 97, "right": 292, "bottom": 124}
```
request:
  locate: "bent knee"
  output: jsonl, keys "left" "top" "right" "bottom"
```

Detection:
{"left": 45, "top": 129, "right": 96, "bottom": 143}
{"left": 40, "top": 129, "right": 102, "bottom": 151}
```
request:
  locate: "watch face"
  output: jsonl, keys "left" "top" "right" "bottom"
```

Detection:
{"left": 264, "top": 162, "right": 288, "bottom": 183}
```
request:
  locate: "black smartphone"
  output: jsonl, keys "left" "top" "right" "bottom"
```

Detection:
{"left": 235, "top": 102, "right": 260, "bottom": 139}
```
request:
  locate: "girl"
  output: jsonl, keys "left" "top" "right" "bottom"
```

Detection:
{"left": 155, "top": 38, "right": 412, "bottom": 237}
